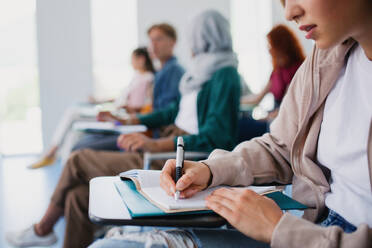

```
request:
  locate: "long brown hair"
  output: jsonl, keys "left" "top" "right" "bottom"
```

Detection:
{"left": 267, "top": 24, "right": 305, "bottom": 69}
{"left": 133, "top": 47, "right": 155, "bottom": 73}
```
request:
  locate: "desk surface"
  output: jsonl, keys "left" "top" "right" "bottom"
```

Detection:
{"left": 89, "top": 176, "right": 226, "bottom": 227}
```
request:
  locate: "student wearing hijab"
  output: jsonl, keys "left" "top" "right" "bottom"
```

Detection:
{"left": 6, "top": 10, "right": 241, "bottom": 248}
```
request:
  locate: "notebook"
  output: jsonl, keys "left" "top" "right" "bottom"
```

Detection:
{"left": 116, "top": 170, "right": 308, "bottom": 217}
{"left": 73, "top": 121, "right": 147, "bottom": 135}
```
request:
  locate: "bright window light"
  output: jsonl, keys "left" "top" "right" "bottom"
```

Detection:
{"left": 0, "top": 0, "right": 41, "bottom": 155}
{"left": 231, "top": 0, "right": 273, "bottom": 94}
{"left": 91, "top": 0, "right": 138, "bottom": 100}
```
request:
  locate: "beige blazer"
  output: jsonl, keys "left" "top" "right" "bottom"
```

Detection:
{"left": 203, "top": 39, "right": 372, "bottom": 248}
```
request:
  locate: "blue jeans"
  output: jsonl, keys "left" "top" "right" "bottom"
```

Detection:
{"left": 320, "top": 209, "right": 357, "bottom": 233}
{"left": 89, "top": 226, "right": 269, "bottom": 248}
{"left": 89, "top": 209, "right": 356, "bottom": 248}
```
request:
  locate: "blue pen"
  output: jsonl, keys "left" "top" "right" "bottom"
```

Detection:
{"left": 174, "top": 137, "right": 184, "bottom": 201}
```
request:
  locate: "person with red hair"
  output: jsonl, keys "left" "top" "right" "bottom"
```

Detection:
{"left": 239, "top": 24, "right": 305, "bottom": 141}
{"left": 242, "top": 24, "right": 305, "bottom": 115}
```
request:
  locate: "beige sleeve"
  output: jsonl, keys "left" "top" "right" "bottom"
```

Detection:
{"left": 271, "top": 213, "right": 372, "bottom": 248}
{"left": 202, "top": 49, "right": 314, "bottom": 187}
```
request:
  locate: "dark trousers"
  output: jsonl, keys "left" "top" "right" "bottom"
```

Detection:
{"left": 72, "top": 133, "right": 120, "bottom": 152}
{"left": 51, "top": 125, "right": 187, "bottom": 247}
{"left": 238, "top": 115, "right": 269, "bottom": 143}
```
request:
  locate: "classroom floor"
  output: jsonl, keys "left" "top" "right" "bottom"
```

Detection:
{"left": 0, "top": 155, "right": 65, "bottom": 248}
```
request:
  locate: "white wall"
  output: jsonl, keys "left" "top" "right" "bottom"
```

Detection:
{"left": 137, "top": 0, "right": 231, "bottom": 68}
{"left": 36, "top": 0, "right": 93, "bottom": 148}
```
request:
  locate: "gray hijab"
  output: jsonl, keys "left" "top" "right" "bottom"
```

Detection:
{"left": 179, "top": 10, "right": 238, "bottom": 95}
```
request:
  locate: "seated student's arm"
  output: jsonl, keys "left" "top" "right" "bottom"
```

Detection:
{"left": 97, "top": 101, "right": 179, "bottom": 127}
{"left": 116, "top": 133, "right": 174, "bottom": 152}
{"left": 137, "top": 101, "right": 179, "bottom": 128}
{"left": 270, "top": 213, "right": 372, "bottom": 248}
{"left": 240, "top": 78, "right": 272, "bottom": 105}
{"left": 176, "top": 67, "right": 241, "bottom": 154}
{"left": 115, "top": 103, "right": 180, "bottom": 152}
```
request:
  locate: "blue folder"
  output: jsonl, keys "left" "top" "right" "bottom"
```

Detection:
{"left": 114, "top": 179, "right": 308, "bottom": 218}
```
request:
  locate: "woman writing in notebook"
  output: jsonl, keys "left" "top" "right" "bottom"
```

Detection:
{"left": 30, "top": 47, "right": 155, "bottom": 169}
{"left": 90, "top": 0, "right": 372, "bottom": 247}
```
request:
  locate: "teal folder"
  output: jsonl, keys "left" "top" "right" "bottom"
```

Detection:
{"left": 114, "top": 180, "right": 308, "bottom": 218}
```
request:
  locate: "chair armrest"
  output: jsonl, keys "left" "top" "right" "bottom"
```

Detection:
{"left": 143, "top": 151, "right": 209, "bottom": 170}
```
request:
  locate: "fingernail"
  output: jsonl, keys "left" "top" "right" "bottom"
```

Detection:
{"left": 177, "top": 181, "right": 185, "bottom": 188}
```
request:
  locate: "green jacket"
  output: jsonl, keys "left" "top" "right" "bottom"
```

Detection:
{"left": 138, "top": 66, "right": 241, "bottom": 153}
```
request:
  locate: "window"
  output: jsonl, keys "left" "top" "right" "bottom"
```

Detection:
{"left": 91, "top": 0, "right": 138, "bottom": 100}
{"left": 231, "top": 0, "right": 273, "bottom": 93}
{"left": 0, "top": 0, "right": 41, "bottom": 155}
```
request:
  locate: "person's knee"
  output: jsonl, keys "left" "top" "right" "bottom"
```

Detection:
{"left": 65, "top": 186, "right": 89, "bottom": 216}
{"left": 66, "top": 149, "right": 94, "bottom": 169}
{"left": 89, "top": 229, "right": 194, "bottom": 248}
{"left": 88, "top": 239, "right": 131, "bottom": 248}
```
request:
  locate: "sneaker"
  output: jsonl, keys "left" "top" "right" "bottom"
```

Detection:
{"left": 6, "top": 225, "right": 57, "bottom": 247}
{"left": 28, "top": 156, "right": 56, "bottom": 169}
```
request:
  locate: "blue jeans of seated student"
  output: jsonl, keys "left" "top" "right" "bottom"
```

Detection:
{"left": 320, "top": 209, "right": 357, "bottom": 233}
{"left": 89, "top": 227, "right": 269, "bottom": 248}
{"left": 89, "top": 209, "right": 357, "bottom": 248}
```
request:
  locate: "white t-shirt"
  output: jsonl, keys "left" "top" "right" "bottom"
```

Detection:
{"left": 174, "top": 91, "right": 199, "bottom": 135}
{"left": 317, "top": 45, "right": 372, "bottom": 227}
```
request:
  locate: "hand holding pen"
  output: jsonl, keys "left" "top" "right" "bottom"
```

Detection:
{"left": 160, "top": 144, "right": 212, "bottom": 199}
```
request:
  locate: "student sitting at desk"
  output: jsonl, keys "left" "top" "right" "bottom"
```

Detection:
{"left": 89, "top": 47, "right": 155, "bottom": 114}
{"left": 89, "top": 0, "right": 372, "bottom": 247}
{"left": 6, "top": 10, "right": 241, "bottom": 248}
{"left": 29, "top": 46, "right": 155, "bottom": 169}
{"left": 71, "top": 23, "right": 185, "bottom": 152}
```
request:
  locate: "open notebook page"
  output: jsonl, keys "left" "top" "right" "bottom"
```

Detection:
{"left": 134, "top": 170, "right": 276, "bottom": 210}
{"left": 142, "top": 186, "right": 276, "bottom": 210}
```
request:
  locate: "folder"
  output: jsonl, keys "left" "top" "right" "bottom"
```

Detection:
{"left": 73, "top": 121, "right": 147, "bottom": 135}
{"left": 114, "top": 177, "right": 308, "bottom": 218}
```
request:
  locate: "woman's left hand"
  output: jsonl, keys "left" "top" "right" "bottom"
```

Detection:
{"left": 117, "top": 133, "right": 156, "bottom": 152}
{"left": 206, "top": 188, "right": 283, "bottom": 244}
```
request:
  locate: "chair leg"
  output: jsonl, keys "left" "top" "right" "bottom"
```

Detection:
{"left": 143, "top": 157, "right": 151, "bottom": 170}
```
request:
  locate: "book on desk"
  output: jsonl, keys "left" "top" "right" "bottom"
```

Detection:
{"left": 73, "top": 121, "right": 147, "bottom": 135}
{"left": 114, "top": 170, "right": 308, "bottom": 218}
